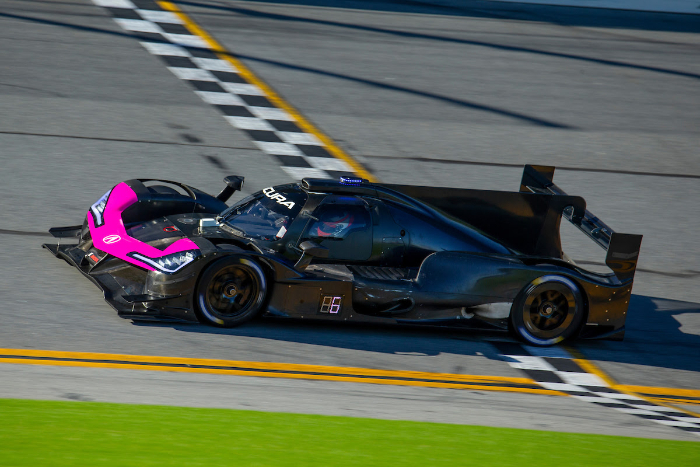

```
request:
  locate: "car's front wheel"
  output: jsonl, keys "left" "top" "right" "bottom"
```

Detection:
{"left": 195, "top": 256, "right": 268, "bottom": 327}
{"left": 510, "top": 275, "right": 585, "bottom": 346}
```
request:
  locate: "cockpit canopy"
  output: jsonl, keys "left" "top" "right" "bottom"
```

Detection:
{"left": 219, "top": 185, "right": 307, "bottom": 241}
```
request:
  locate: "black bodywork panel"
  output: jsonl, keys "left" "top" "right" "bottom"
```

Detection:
{"left": 44, "top": 166, "right": 641, "bottom": 341}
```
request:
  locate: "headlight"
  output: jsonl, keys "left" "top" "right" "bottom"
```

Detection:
{"left": 129, "top": 250, "right": 201, "bottom": 274}
{"left": 89, "top": 189, "right": 112, "bottom": 227}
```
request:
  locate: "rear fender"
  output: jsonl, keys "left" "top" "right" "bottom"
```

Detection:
{"left": 415, "top": 251, "right": 540, "bottom": 303}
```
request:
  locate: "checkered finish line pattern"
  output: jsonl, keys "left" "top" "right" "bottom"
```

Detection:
{"left": 92, "top": 0, "right": 357, "bottom": 180}
{"left": 492, "top": 342, "right": 700, "bottom": 436}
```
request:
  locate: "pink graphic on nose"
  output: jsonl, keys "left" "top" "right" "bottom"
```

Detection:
{"left": 88, "top": 182, "right": 199, "bottom": 271}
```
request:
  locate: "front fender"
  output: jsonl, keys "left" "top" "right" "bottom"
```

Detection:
{"left": 121, "top": 179, "right": 228, "bottom": 225}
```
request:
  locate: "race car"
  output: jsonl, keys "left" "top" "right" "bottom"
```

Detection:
{"left": 44, "top": 165, "right": 642, "bottom": 346}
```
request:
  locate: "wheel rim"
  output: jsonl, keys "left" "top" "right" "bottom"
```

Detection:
{"left": 204, "top": 265, "right": 260, "bottom": 319}
{"left": 521, "top": 282, "right": 578, "bottom": 340}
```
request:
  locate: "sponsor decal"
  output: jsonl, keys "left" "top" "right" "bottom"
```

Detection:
{"left": 163, "top": 226, "right": 178, "bottom": 232}
{"left": 320, "top": 295, "right": 342, "bottom": 314}
{"left": 262, "top": 187, "right": 295, "bottom": 209}
{"left": 103, "top": 234, "right": 121, "bottom": 244}
{"left": 276, "top": 225, "right": 287, "bottom": 238}
{"left": 611, "top": 251, "right": 639, "bottom": 260}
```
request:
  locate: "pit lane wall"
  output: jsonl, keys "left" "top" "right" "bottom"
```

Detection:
{"left": 432, "top": 0, "right": 700, "bottom": 14}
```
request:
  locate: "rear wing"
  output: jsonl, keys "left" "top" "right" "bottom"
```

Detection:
{"left": 520, "top": 165, "right": 642, "bottom": 281}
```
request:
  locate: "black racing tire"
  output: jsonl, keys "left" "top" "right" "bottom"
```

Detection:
{"left": 195, "top": 256, "right": 268, "bottom": 328}
{"left": 510, "top": 275, "right": 585, "bottom": 346}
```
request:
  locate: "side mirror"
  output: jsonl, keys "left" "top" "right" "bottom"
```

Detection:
{"left": 216, "top": 175, "right": 245, "bottom": 202}
{"left": 294, "top": 240, "right": 329, "bottom": 270}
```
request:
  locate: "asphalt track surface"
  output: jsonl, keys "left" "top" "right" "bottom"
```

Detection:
{"left": 490, "top": 0, "right": 700, "bottom": 15}
{"left": 0, "top": 0, "right": 699, "bottom": 442}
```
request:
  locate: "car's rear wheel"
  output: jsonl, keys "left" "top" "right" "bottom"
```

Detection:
{"left": 510, "top": 275, "right": 584, "bottom": 346}
{"left": 195, "top": 256, "right": 267, "bottom": 327}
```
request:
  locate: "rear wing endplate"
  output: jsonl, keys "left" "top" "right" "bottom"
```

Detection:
{"left": 520, "top": 165, "right": 642, "bottom": 281}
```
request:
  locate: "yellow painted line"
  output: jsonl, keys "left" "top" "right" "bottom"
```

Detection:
{"left": 0, "top": 348, "right": 528, "bottom": 384}
{"left": 567, "top": 347, "right": 700, "bottom": 419}
{"left": 618, "top": 386, "right": 700, "bottom": 412}
{"left": 0, "top": 357, "right": 559, "bottom": 395}
{"left": 0, "top": 348, "right": 560, "bottom": 396}
{"left": 645, "top": 398, "right": 700, "bottom": 411}
{"left": 158, "top": 1, "right": 376, "bottom": 182}
{"left": 4, "top": 348, "right": 697, "bottom": 407}
{"left": 618, "top": 385, "right": 700, "bottom": 399}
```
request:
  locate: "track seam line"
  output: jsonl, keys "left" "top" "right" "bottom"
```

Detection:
{"left": 0, "top": 130, "right": 254, "bottom": 150}
{"left": 363, "top": 155, "right": 700, "bottom": 180}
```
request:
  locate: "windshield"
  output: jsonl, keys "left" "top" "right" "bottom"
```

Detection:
{"left": 220, "top": 186, "right": 306, "bottom": 241}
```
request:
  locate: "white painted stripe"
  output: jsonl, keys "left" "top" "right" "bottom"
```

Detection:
{"left": 162, "top": 33, "right": 209, "bottom": 49}
{"left": 537, "top": 382, "right": 586, "bottom": 392}
{"left": 141, "top": 42, "right": 191, "bottom": 57}
{"left": 192, "top": 58, "right": 238, "bottom": 72}
{"left": 628, "top": 405, "right": 683, "bottom": 413}
{"left": 557, "top": 371, "right": 608, "bottom": 387}
{"left": 668, "top": 416, "right": 700, "bottom": 423}
{"left": 306, "top": 157, "right": 353, "bottom": 172}
{"left": 224, "top": 116, "right": 275, "bottom": 131}
{"left": 137, "top": 10, "right": 183, "bottom": 24}
{"left": 502, "top": 355, "right": 558, "bottom": 372}
{"left": 655, "top": 420, "right": 700, "bottom": 428}
{"left": 167, "top": 67, "right": 217, "bottom": 81}
{"left": 220, "top": 82, "right": 265, "bottom": 96}
{"left": 253, "top": 141, "right": 304, "bottom": 156}
{"left": 572, "top": 395, "right": 623, "bottom": 404}
{"left": 249, "top": 107, "right": 295, "bottom": 121}
{"left": 92, "top": 0, "right": 136, "bottom": 8}
{"left": 277, "top": 132, "right": 323, "bottom": 146}
{"left": 195, "top": 91, "right": 245, "bottom": 106}
{"left": 114, "top": 18, "right": 163, "bottom": 34}
{"left": 281, "top": 167, "right": 331, "bottom": 179}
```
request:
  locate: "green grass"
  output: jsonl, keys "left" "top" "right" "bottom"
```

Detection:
{"left": 0, "top": 398, "right": 697, "bottom": 466}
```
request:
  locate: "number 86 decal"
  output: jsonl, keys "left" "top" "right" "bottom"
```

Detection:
{"left": 320, "top": 295, "right": 342, "bottom": 314}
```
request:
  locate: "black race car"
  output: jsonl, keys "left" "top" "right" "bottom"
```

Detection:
{"left": 44, "top": 165, "right": 642, "bottom": 346}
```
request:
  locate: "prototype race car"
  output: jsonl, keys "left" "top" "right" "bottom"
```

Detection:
{"left": 44, "top": 165, "right": 642, "bottom": 346}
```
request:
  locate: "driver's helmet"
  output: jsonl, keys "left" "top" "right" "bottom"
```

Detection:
{"left": 316, "top": 210, "right": 354, "bottom": 237}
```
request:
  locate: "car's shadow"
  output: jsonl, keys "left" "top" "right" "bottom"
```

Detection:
{"left": 137, "top": 316, "right": 510, "bottom": 360}
{"left": 134, "top": 293, "right": 700, "bottom": 374}
{"left": 572, "top": 294, "right": 700, "bottom": 373}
